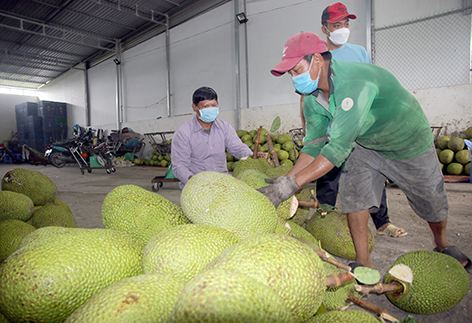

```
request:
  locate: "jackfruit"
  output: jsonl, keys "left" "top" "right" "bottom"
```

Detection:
{"left": 446, "top": 162, "right": 463, "bottom": 175}
{"left": 436, "top": 136, "right": 451, "bottom": 149}
{"left": 305, "top": 310, "right": 380, "bottom": 322}
{"left": 236, "top": 129, "right": 248, "bottom": 138}
{"left": 0, "top": 228, "right": 144, "bottom": 323}
{"left": 455, "top": 149, "right": 470, "bottom": 164}
{"left": 143, "top": 224, "right": 239, "bottom": 282}
{"left": 0, "top": 219, "right": 36, "bottom": 263}
{"left": 18, "top": 226, "right": 71, "bottom": 249}
{"left": 181, "top": 172, "right": 277, "bottom": 240}
{"left": 236, "top": 168, "right": 270, "bottom": 189}
{"left": 0, "top": 191, "right": 34, "bottom": 222}
{"left": 447, "top": 137, "right": 465, "bottom": 152}
{"left": 278, "top": 149, "right": 290, "bottom": 160}
{"left": 281, "top": 159, "right": 294, "bottom": 166}
{"left": 306, "top": 209, "right": 375, "bottom": 260}
{"left": 204, "top": 233, "right": 326, "bottom": 322}
{"left": 439, "top": 149, "right": 454, "bottom": 164}
{"left": 170, "top": 269, "right": 294, "bottom": 323}
{"left": 277, "top": 133, "right": 292, "bottom": 144}
{"left": 321, "top": 262, "right": 357, "bottom": 311}
{"left": 465, "top": 162, "right": 471, "bottom": 175}
{"left": 231, "top": 157, "right": 271, "bottom": 177}
{"left": 27, "top": 202, "right": 77, "bottom": 228}
{"left": 384, "top": 250, "right": 469, "bottom": 314}
{"left": 286, "top": 220, "right": 321, "bottom": 247}
{"left": 465, "top": 126, "right": 472, "bottom": 139}
{"left": 101, "top": 184, "right": 189, "bottom": 244}
{"left": 65, "top": 273, "right": 185, "bottom": 323}
{"left": 274, "top": 216, "right": 295, "bottom": 236}
{"left": 1, "top": 168, "right": 57, "bottom": 206}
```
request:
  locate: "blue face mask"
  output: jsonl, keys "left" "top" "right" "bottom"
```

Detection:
{"left": 291, "top": 57, "right": 321, "bottom": 94}
{"left": 198, "top": 107, "right": 219, "bottom": 123}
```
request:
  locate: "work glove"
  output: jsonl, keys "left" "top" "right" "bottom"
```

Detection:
{"left": 257, "top": 175, "right": 300, "bottom": 208}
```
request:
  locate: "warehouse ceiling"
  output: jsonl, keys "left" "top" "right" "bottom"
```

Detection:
{"left": 0, "top": 0, "right": 230, "bottom": 89}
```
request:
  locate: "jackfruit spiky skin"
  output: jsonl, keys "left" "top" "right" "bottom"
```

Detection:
{"left": 231, "top": 157, "right": 271, "bottom": 177}
{"left": 383, "top": 250, "right": 469, "bottom": 314}
{"left": 263, "top": 164, "right": 293, "bottom": 178}
{"left": 204, "top": 233, "right": 325, "bottom": 322}
{"left": 0, "top": 219, "right": 36, "bottom": 263}
{"left": 0, "top": 190, "right": 34, "bottom": 222}
{"left": 27, "top": 202, "right": 77, "bottom": 228}
{"left": 306, "top": 209, "right": 374, "bottom": 260}
{"left": 143, "top": 224, "right": 240, "bottom": 282}
{"left": 1, "top": 168, "right": 57, "bottom": 206}
{"left": 277, "top": 186, "right": 311, "bottom": 221}
{"left": 236, "top": 168, "right": 270, "bottom": 188}
{"left": 181, "top": 172, "right": 277, "bottom": 240}
{"left": 170, "top": 269, "right": 294, "bottom": 323}
{"left": 274, "top": 216, "right": 295, "bottom": 236}
{"left": 53, "top": 198, "right": 72, "bottom": 214}
{"left": 286, "top": 220, "right": 321, "bottom": 247}
{"left": 65, "top": 273, "right": 185, "bottom": 323}
{"left": 0, "top": 228, "right": 145, "bottom": 323}
{"left": 101, "top": 185, "right": 189, "bottom": 244}
{"left": 305, "top": 310, "right": 380, "bottom": 322}
{"left": 322, "top": 262, "right": 357, "bottom": 310}
{"left": 18, "top": 226, "right": 71, "bottom": 249}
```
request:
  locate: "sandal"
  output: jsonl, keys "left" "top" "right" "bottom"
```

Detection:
{"left": 376, "top": 223, "right": 407, "bottom": 237}
{"left": 433, "top": 245, "right": 471, "bottom": 270}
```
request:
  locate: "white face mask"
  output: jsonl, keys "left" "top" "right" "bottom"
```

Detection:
{"left": 328, "top": 27, "right": 350, "bottom": 45}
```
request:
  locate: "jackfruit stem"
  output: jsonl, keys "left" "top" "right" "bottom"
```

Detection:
{"left": 265, "top": 133, "right": 280, "bottom": 167}
{"left": 252, "top": 125, "right": 263, "bottom": 158}
{"left": 326, "top": 271, "right": 356, "bottom": 287}
{"left": 312, "top": 250, "right": 351, "bottom": 271}
{"left": 353, "top": 282, "right": 404, "bottom": 296}
{"left": 347, "top": 294, "right": 400, "bottom": 322}
{"left": 298, "top": 200, "right": 320, "bottom": 208}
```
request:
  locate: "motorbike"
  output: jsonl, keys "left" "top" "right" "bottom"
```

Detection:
{"left": 45, "top": 126, "right": 115, "bottom": 170}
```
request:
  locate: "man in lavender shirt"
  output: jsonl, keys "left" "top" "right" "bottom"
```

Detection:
{"left": 171, "top": 86, "right": 253, "bottom": 189}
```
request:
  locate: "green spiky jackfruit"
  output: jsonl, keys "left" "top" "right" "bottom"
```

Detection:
{"left": 65, "top": 273, "right": 185, "bottom": 323}
{"left": 204, "top": 233, "right": 326, "bottom": 322}
{"left": 0, "top": 219, "right": 36, "bottom": 263}
{"left": 0, "top": 191, "right": 34, "bottom": 222}
{"left": 143, "top": 224, "right": 239, "bottom": 282}
{"left": 181, "top": 172, "right": 277, "bottom": 240}
{"left": 231, "top": 157, "right": 271, "bottom": 177}
{"left": 171, "top": 269, "right": 294, "bottom": 323}
{"left": 101, "top": 185, "right": 189, "bottom": 244}
{"left": 0, "top": 228, "right": 144, "bottom": 323}
{"left": 18, "top": 226, "right": 71, "bottom": 249}
{"left": 306, "top": 209, "right": 375, "bottom": 260}
{"left": 1, "top": 168, "right": 57, "bottom": 206}
{"left": 170, "top": 269, "right": 293, "bottom": 323}
{"left": 305, "top": 310, "right": 380, "bottom": 322}
{"left": 384, "top": 250, "right": 469, "bottom": 314}
{"left": 27, "top": 202, "right": 77, "bottom": 228}
{"left": 321, "top": 262, "right": 357, "bottom": 310}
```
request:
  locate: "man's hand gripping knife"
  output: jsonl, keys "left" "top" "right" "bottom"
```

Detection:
{"left": 257, "top": 175, "right": 301, "bottom": 208}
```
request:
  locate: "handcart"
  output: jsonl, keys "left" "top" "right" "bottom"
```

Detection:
{"left": 144, "top": 131, "right": 179, "bottom": 191}
{"left": 143, "top": 131, "right": 174, "bottom": 155}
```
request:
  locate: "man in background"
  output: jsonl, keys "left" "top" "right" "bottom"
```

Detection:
{"left": 171, "top": 86, "right": 259, "bottom": 189}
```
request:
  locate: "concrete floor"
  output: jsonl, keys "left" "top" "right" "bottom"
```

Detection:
{"left": 0, "top": 162, "right": 471, "bottom": 323}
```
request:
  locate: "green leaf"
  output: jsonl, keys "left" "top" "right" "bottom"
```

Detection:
{"left": 270, "top": 116, "right": 281, "bottom": 133}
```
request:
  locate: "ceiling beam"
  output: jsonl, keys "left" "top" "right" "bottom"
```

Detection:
{"left": 0, "top": 12, "right": 116, "bottom": 52}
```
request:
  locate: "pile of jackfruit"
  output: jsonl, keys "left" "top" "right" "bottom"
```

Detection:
{"left": 0, "top": 167, "right": 469, "bottom": 323}
{"left": 435, "top": 126, "right": 472, "bottom": 176}
{"left": 227, "top": 128, "right": 301, "bottom": 171}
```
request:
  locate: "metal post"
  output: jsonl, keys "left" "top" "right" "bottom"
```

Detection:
{"left": 115, "top": 39, "right": 122, "bottom": 131}
{"left": 234, "top": 0, "right": 241, "bottom": 130}
{"left": 366, "top": 0, "right": 373, "bottom": 62}
{"left": 243, "top": 0, "right": 249, "bottom": 111}
{"left": 165, "top": 15, "right": 171, "bottom": 117}
{"left": 84, "top": 65, "right": 90, "bottom": 126}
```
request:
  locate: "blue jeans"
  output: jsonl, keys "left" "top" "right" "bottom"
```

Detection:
{"left": 316, "top": 165, "right": 390, "bottom": 230}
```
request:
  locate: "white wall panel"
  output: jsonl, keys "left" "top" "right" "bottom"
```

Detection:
{"left": 0, "top": 94, "right": 38, "bottom": 141}
{"left": 87, "top": 60, "right": 117, "bottom": 127}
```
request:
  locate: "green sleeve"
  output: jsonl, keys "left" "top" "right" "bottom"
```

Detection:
{"left": 300, "top": 95, "right": 331, "bottom": 158}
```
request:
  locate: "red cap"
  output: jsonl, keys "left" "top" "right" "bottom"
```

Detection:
{"left": 271, "top": 32, "right": 327, "bottom": 77}
{"left": 321, "top": 2, "right": 357, "bottom": 24}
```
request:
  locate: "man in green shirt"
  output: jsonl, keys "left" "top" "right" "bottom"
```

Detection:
{"left": 259, "top": 31, "right": 470, "bottom": 270}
